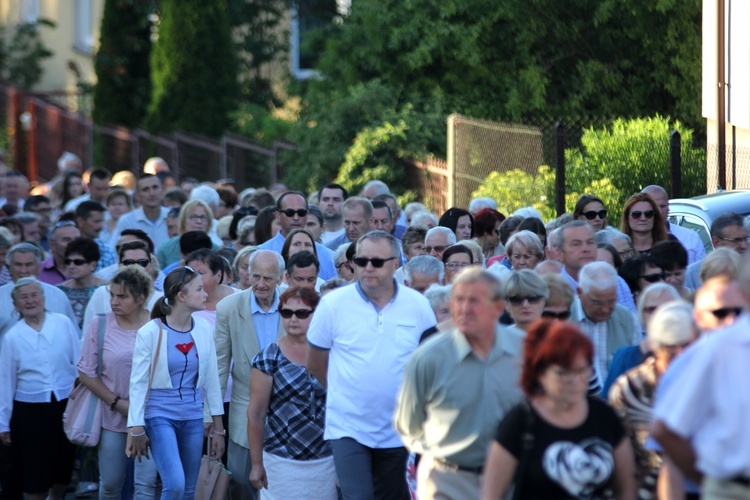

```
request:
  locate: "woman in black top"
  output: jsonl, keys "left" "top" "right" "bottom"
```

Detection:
{"left": 482, "top": 321, "right": 635, "bottom": 499}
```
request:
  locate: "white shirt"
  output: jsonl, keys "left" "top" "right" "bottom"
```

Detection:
{"left": 307, "top": 281, "right": 436, "bottom": 448}
{"left": 82, "top": 284, "right": 163, "bottom": 336}
{"left": 0, "top": 313, "right": 80, "bottom": 431}
{"left": 109, "top": 206, "right": 171, "bottom": 249}
{"left": 668, "top": 223, "right": 706, "bottom": 265}
{"left": 0, "top": 281, "right": 79, "bottom": 335}
{"left": 321, "top": 228, "right": 345, "bottom": 244}
{"left": 654, "top": 314, "right": 750, "bottom": 479}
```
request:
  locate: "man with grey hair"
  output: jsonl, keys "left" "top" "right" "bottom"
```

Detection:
{"left": 595, "top": 226, "right": 634, "bottom": 261}
{"left": 308, "top": 230, "right": 436, "bottom": 499}
{"left": 554, "top": 221, "right": 636, "bottom": 314}
{"left": 214, "top": 249, "right": 285, "bottom": 499}
{"left": 361, "top": 179, "right": 390, "bottom": 200}
{"left": 570, "top": 261, "right": 639, "bottom": 383}
{"left": 404, "top": 255, "right": 444, "bottom": 294}
{"left": 395, "top": 268, "right": 523, "bottom": 497}
{"left": 0, "top": 243, "right": 78, "bottom": 336}
{"left": 642, "top": 185, "right": 705, "bottom": 264}
{"left": 325, "top": 197, "right": 374, "bottom": 250}
{"left": 651, "top": 252, "right": 750, "bottom": 497}
{"left": 39, "top": 220, "right": 80, "bottom": 285}
{"left": 424, "top": 226, "right": 456, "bottom": 260}
{"left": 685, "top": 211, "right": 749, "bottom": 289}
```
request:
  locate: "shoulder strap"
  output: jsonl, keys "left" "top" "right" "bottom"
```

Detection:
{"left": 96, "top": 313, "right": 106, "bottom": 379}
{"left": 145, "top": 319, "right": 164, "bottom": 407}
{"left": 511, "top": 398, "right": 536, "bottom": 500}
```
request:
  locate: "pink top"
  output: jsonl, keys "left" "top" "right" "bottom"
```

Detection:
{"left": 77, "top": 312, "right": 139, "bottom": 432}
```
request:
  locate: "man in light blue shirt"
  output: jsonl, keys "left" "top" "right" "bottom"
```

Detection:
{"left": 258, "top": 191, "right": 337, "bottom": 279}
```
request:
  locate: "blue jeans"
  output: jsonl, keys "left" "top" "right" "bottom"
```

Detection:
{"left": 98, "top": 429, "right": 157, "bottom": 499}
{"left": 145, "top": 417, "right": 204, "bottom": 500}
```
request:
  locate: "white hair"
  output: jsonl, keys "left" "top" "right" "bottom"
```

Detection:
{"left": 411, "top": 211, "right": 438, "bottom": 227}
{"left": 57, "top": 152, "right": 81, "bottom": 173}
{"left": 468, "top": 197, "right": 498, "bottom": 214}
{"left": 189, "top": 185, "right": 220, "bottom": 216}
{"left": 362, "top": 180, "right": 390, "bottom": 197}
{"left": 513, "top": 206, "right": 543, "bottom": 221}
{"left": 647, "top": 301, "right": 697, "bottom": 349}
{"left": 248, "top": 249, "right": 286, "bottom": 280}
{"left": 425, "top": 226, "right": 456, "bottom": 245}
{"left": 579, "top": 261, "right": 618, "bottom": 293}
{"left": 404, "top": 255, "right": 445, "bottom": 282}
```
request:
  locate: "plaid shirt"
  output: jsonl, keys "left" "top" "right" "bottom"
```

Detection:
{"left": 96, "top": 238, "right": 117, "bottom": 270}
{"left": 252, "top": 342, "right": 331, "bottom": 460}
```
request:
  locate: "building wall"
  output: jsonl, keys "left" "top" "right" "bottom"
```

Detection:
{"left": 703, "top": 0, "right": 750, "bottom": 192}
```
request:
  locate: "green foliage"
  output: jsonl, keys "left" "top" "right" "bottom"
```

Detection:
{"left": 565, "top": 116, "right": 706, "bottom": 220}
{"left": 145, "top": 0, "right": 238, "bottom": 137}
{"left": 285, "top": 79, "right": 445, "bottom": 193}
{"left": 472, "top": 116, "right": 706, "bottom": 222}
{"left": 472, "top": 166, "right": 558, "bottom": 221}
{"left": 231, "top": 102, "right": 293, "bottom": 145}
{"left": 0, "top": 19, "right": 55, "bottom": 89}
{"left": 93, "top": 0, "right": 154, "bottom": 127}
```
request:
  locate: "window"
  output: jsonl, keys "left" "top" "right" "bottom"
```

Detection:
{"left": 18, "top": 0, "right": 39, "bottom": 24}
{"left": 74, "top": 0, "right": 93, "bottom": 54}
{"left": 290, "top": 0, "right": 341, "bottom": 79}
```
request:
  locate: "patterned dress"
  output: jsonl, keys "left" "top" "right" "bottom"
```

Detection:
{"left": 608, "top": 357, "right": 660, "bottom": 500}
{"left": 58, "top": 284, "right": 103, "bottom": 330}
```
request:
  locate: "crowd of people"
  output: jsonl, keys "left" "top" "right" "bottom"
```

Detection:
{"left": 0, "top": 153, "right": 749, "bottom": 500}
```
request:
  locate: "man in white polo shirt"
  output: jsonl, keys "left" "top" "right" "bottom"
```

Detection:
{"left": 307, "top": 230, "right": 436, "bottom": 499}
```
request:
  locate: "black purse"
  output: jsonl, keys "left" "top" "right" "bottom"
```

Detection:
{"left": 511, "top": 399, "right": 536, "bottom": 500}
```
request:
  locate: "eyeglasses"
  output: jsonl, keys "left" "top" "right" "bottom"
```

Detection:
{"left": 352, "top": 256, "right": 397, "bottom": 268}
{"left": 630, "top": 210, "right": 655, "bottom": 219}
{"left": 618, "top": 249, "right": 634, "bottom": 260}
{"left": 507, "top": 295, "right": 545, "bottom": 306}
{"left": 424, "top": 245, "right": 447, "bottom": 254}
{"left": 710, "top": 307, "right": 743, "bottom": 320}
{"left": 32, "top": 207, "right": 52, "bottom": 214}
{"left": 640, "top": 272, "right": 666, "bottom": 283}
{"left": 445, "top": 262, "right": 472, "bottom": 270}
{"left": 281, "top": 209, "right": 308, "bottom": 218}
{"left": 122, "top": 258, "right": 151, "bottom": 268}
{"left": 550, "top": 366, "right": 592, "bottom": 381}
{"left": 583, "top": 210, "right": 607, "bottom": 220}
{"left": 65, "top": 258, "right": 90, "bottom": 266}
{"left": 167, "top": 207, "right": 181, "bottom": 218}
{"left": 541, "top": 310, "right": 571, "bottom": 320}
{"left": 715, "top": 235, "right": 750, "bottom": 244}
{"left": 336, "top": 261, "right": 352, "bottom": 271}
{"left": 279, "top": 308, "right": 314, "bottom": 319}
{"left": 187, "top": 214, "right": 209, "bottom": 222}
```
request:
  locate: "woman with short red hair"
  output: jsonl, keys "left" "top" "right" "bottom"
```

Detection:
{"left": 482, "top": 321, "right": 635, "bottom": 499}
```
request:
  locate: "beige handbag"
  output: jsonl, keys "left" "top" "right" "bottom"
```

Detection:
{"left": 196, "top": 435, "right": 231, "bottom": 500}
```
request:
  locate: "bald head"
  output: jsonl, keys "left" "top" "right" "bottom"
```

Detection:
{"left": 642, "top": 185, "right": 669, "bottom": 223}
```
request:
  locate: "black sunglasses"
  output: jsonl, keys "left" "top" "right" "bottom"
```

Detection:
{"left": 279, "top": 308, "right": 314, "bottom": 319}
{"left": 281, "top": 208, "right": 308, "bottom": 218}
{"left": 352, "top": 256, "right": 398, "bottom": 268}
{"left": 424, "top": 245, "right": 447, "bottom": 254}
{"left": 507, "top": 295, "right": 544, "bottom": 306}
{"left": 583, "top": 210, "right": 607, "bottom": 220}
{"left": 630, "top": 210, "right": 655, "bottom": 219}
{"left": 65, "top": 258, "right": 90, "bottom": 266}
{"left": 122, "top": 258, "right": 151, "bottom": 268}
{"left": 711, "top": 307, "right": 743, "bottom": 319}
{"left": 541, "top": 310, "right": 571, "bottom": 320}
{"left": 640, "top": 272, "right": 665, "bottom": 283}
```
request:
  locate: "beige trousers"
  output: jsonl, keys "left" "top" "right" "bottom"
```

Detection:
{"left": 416, "top": 455, "right": 483, "bottom": 500}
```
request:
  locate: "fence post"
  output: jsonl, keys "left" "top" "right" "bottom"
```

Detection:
{"left": 219, "top": 136, "right": 227, "bottom": 180}
{"left": 670, "top": 130, "right": 682, "bottom": 199}
{"left": 554, "top": 122, "right": 565, "bottom": 216}
{"left": 26, "top": 99, "right": 38, "bottom": 183}
{"left": 446, "top": 114, "right": 457, "bottom": 208}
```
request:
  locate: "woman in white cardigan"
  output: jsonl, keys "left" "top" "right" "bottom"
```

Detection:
{"left": 127, "top": 266, "right": 225, "bottom": 500}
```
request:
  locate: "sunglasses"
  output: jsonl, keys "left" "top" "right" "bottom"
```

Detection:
{"left": 541, "top": 310, "right": 571, "bottom": 320}
{"left": 424, "top": 245, "right": 447, "bottom": 254}
{"left": 630, "top": 210, "right": 655, "bottom": 219}
{"left": 445, "top": 262, "right": 472, "bottom": 270}
{"left": 167, "top": 207, "right": 181, "bottom": 218}
{"left": 178, "top": 265, "right": 196, "bottom": 283}
{"left": 122, "top": 259, "right": 151, "bottom": 268}
{"left": 583, "top": 210, "right": 607, "bottom": 220}
{"left": 710, "top": 307, "right": 743, "bottom": 320}
{"left": 65, "top": 258, "right": 90, "bottom": 266}
{"left": 281, "top": 208, "right": 308, "bottom": 218}
{"left": 352, "top": 256, "right": 397, "bottom": 268}
{"left": 507, "top": 295, "right": 544, "bottom": 306}
{"left": 279, "top": 308, "right": 314, "bottom": 319}
{"left": 640, "top": 272, "right": 666, "bottom": 283}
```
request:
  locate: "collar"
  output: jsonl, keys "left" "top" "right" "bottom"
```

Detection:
{"left": 273, "top": 231, "right": 286, "bottom": 243}
{"left": 561, "top": 267, "right": 579, "bottom": 288}
{"left": 135, "top": 206, "right": 168, "bottom": 223}
{"left": 354, "top": 279, "right": 399, "bottom": 313}
{"left": 251, "top": 289, "right": 279, "bottom": 314}
{"left": 451, "top": 324, "right": 519, "bottom": 361}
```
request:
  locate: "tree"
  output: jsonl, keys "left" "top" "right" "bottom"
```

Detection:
{"left": 0, "top": 20, "right": 55, "bottom": 89}
{"left": 93, "top": 0, "right": 154, "bottom": 127}
{"left": 145, "top": 0, "right": 238, "bottom": 137}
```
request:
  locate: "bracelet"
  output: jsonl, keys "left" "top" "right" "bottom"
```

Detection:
{"left": 130, "top": 430, "right": 146, "bottom": 437}
{"left": 212, "top": 429, "right": 226, "bottom": 437}
{"left": 110, "top": 396, "right": 121, "bottom": 411}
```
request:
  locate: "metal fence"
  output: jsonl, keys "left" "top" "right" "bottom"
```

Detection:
{"left": 0, "top": 83, "right": 295, "bottom": 188}
{"left": 707, "top": 142, "right": 750, "bottom": 192}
